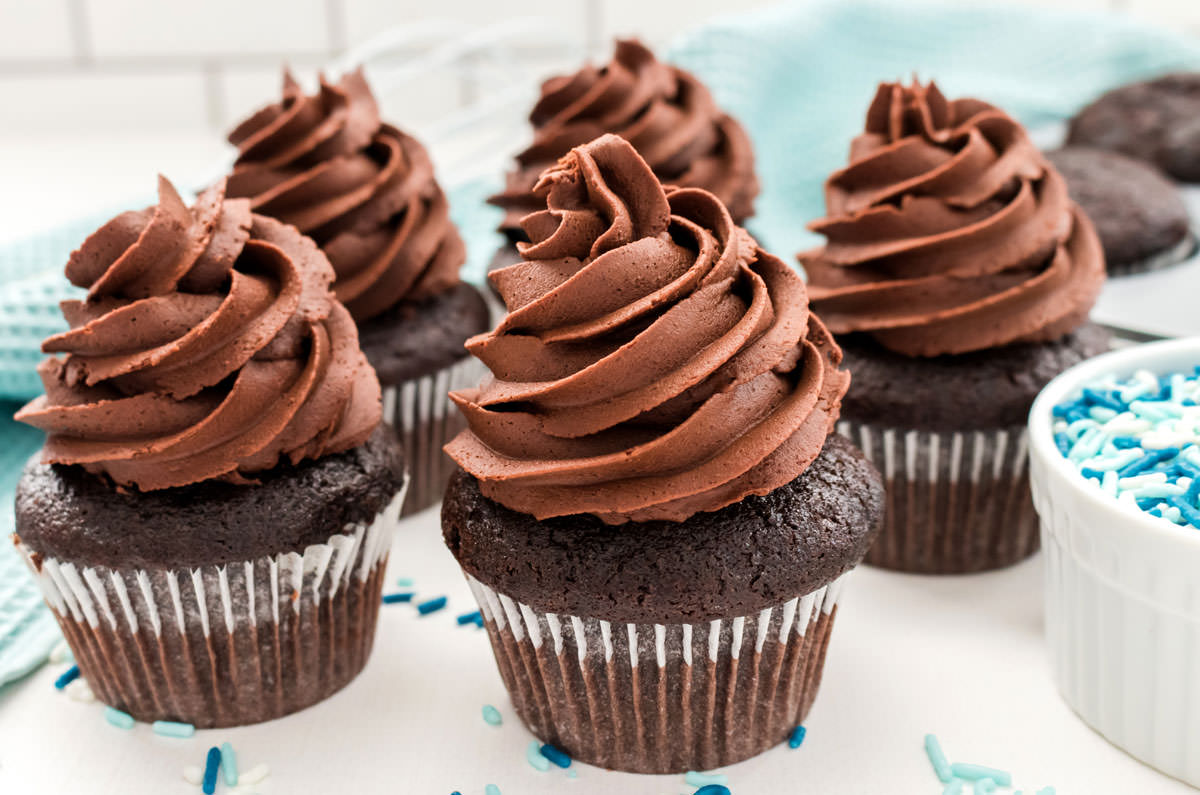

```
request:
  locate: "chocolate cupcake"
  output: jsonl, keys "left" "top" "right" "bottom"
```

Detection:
{"left": 486, "top": 39, "right": 760, "bottom": 297}
{"left": 13, "top": 177, "right": 405, "bottom": 727}
{"left": 225, "top": 68, "right": 488, "bottom": 515}
{"left": 801, "top": 80, "right": 1108, "bottom": 574}
{"left": 1066, "top": 74, "right": 1200, "bottom": 183}
{"left": 1046, "top": 146, "right": 1193, "bottom": 275}
{"left": 443, "top": 135, "right": 882, "bottom": 773}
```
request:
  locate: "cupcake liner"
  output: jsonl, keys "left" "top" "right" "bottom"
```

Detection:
{"left": 15, "top": 487, "right": 405, "bottom": 728}
{"left": 464, "top": 572, "right": 848, "bottom": 774}
{"left": 837, "top": 420, "right": 1037, "bottom": 573}
{"left": 383, "top": 355, "right": 484, "bottom": 516}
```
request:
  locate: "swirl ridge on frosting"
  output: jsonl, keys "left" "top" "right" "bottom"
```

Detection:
{"left": 449, "top": 134, "right": 846, "bottom": 524}
{"left": 489, "top": 39, "right": 759, "bottom": 235}
{"left": 801, "top": 80, "right": 1105, "bottom": 357}
{"left": 225, "top": 68, "right": 466, "bottom": 321}
{"left": 15, "top": 176, "right": 382, "bottom": 491}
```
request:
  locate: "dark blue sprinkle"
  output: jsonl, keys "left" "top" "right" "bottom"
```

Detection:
{"left": 1186, "top": 478, "right": 1200, "bottom": 505}
{"left": 1083, "top": 388, "right": 1124, "bottom": 411}
{"left": 54, "top": 665, "right": 80, "bottom": 690}
{"left": 417, "top": 596, "right": 448, "bottom": 615}
{"left": 1137, "top": 498, "right": 1166, "bottom": 512}
{"left": 1168, "top": 496, "right": 1200, "bottom": 528}
{"left": 1185, "top": 399, "right": 1198, "bottom": 407}
{"left": 694, "top": 786, "right": 732, "bottom": 795}
{"left": 788, "top": 724, "right": 807, "bottom": 748}
{"left": 1079, "top": 468, "right": 1104, "bottom": 481}
{"left": 540, "top": 744, "right": 572, "bottom": 768}
{"left": 382, "top": 592, "right": 414, "bottom": 604}
{"left": 1054, "top": 433, "right": 1072, "bottom": 457}
{"left": 1118, "top": 448, "right": 1180, "bottom": 478}
{"left": 1112, "top": 437, "right": 1142, "bottom": 449}
{"left": 1066, "top": 407, "right": 1090, "bottom": 423}
{"left": 457, "top": 610, "right": 483, "bottom": 626}
{"left": 451, "top": 792, "right": 463, "bottom": 794}
{"left": 202, "top": 747, "right": 221, "bottom": 795}
{"left": 1052, "top": 402, "right": 1080, "bottom": 418}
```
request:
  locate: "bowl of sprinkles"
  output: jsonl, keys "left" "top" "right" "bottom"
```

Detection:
{"left": 1029, "top": 337, "right": 1200, "bottom": 788}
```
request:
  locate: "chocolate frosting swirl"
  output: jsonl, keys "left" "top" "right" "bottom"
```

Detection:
{"left": 489, "top": 39, "right": 759, "bottom": 234}
{"left": 449, "top": 134, "right": 846, "bottom": 524}
{"left": 801, "top": 80, "right": 1105, "bottom": 357}
{"left": 15, "top": 177, "right": 382, "bottom": 491}
{"left": 225, "top": 68, "right": 465, "bottom": 321}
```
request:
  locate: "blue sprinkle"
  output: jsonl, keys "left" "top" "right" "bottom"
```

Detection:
{"left": 788, "top": 724, "right": 807, "bottom": 748}
{"left": 1117, "top": 448, "right": 1180, "bottom": 478}
{"left": 1168, "top": 496, "right": 1200, "bottom": 528}
{"left": 418, "top": 596, "right": 448, "bottom": 615}
{"left": 54, "top": 665, "right": 80, "bottom": 690}
{"left": 975, "top": 779, "right": 997, "bottom": 795}
{"left": 693, "top": 786, "right": 732, "bottom": 795}
{"left": 395, "top": 577, "right": 414, "bottom": 587}
{"left": 951, "top": 763, "right": 1011, "bottom": 786}
{"left": 1054, "top": 432, "right": 1072, "bottom": 456}
{"left": 1083, "top": 388, "right": 1123, "bottom": 411}
{"left": 685, "top": 771, "right": 728, "bottom": 786}
{"left": 151, "top": 720, "right": 195, "bottom": 738}
{"left": 202, "top": 747, "right": 221, "bottom": 795}
{"left": 382, "top": 592, "right": 414, "bottom": 604}
{"left": 540, "top": 744, "right": 572, "bottom": 768}
{"left": 1112, "top": 436, "right": 1142, "bottom": 449}
{"left": 1137, "top": 497, "right": 1165, "bottom": 512}
{"left": 485, "top": 786, "right": 502, "bottom": 795}
{"left": 220, "top": 742, "right": 238, "bottom": 786}
{"left": 1079, "top": 467, "right": 1103, "bottom": 481}
{"left": 526, "top": 740, "right": 550, "bottom": 771}
{"left": 482, "top": 704, "right": 502, "bottom": 726}
{"left": 566, "top": 769, "right": 578, "bottom": 779}
{"left": 103, "top": 707, "right": 134, "bottom": 730}
{"left": 924, "top": 734, "right": 953, "bottom": 783}
{"left": 457, "top": 610, "right": 483, "bottom": 626}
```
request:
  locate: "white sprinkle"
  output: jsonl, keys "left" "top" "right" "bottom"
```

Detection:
{"left": 239, "top": 764, "right": 270, "bottom": 785}
{"left": 1102, "top": 470, "right": 1118, "bottom": 496}
{"left": 183, "top": 766, "right": 203, "bottom": 785}
{"left": 48, "top": 641, "right": 72, "bottom": 664}
{"left": 1120, "top": 472, "right": 1168, "bottom": 490}
{"left": 64, "top": 679, "right": 94, "bottom": 703}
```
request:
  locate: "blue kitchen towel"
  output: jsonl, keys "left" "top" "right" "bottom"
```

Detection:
{"left": 3, "top": 0, "right": 1200, "bottom": 684}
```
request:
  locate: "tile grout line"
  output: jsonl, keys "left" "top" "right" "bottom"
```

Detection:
{"left": 65, "top": 0, "right": 93, "bottom": 66}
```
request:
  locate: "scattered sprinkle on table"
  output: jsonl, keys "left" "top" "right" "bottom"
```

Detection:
{"left": 924, "top": 734, "right": 952, "bottom": 782}
{"left": 526, "top": 739, "right": 550, "bottom": 771}
{"left": 103, "top": 706, "right": 134, "bottom": 730}
{"left": 693, "top": 785, "right": 732, "bottom": 795}
{"left": 1037, "top": 788, "right": 1056, "bottom": 795}
{"left": 53, "top": 664, "right": 80, "bottom": 690}
{"left": 151, "top": 720, "right": 195, "bottom": 738}
{"left": 417, "top": 596, "right": 448, "bottom": 616}
{"left": 540, "top": 744, "right": 571, "bottom": 768}
{"left": 481, "top": 704, "right": 502, "bottom": 726}
{"left": 65, "top": 679, "right": 94, "bottom": 702}
{"left": 1053, "top": 368, "right": 1200, "bottom": 527}
{"left": 951, "top": 763, "right": 1011, "bottom": 787}
{"left": 395, "top": 577, "right": 414, "bottom": 587}
{"left": 485, "top": 785, "right": 501, "bottom": 795}
{"left": 240, "top": 763, "right": 270, "bottom": 786}
{"left": 183, "top": 766, "right": 203, "bottom": 786}
{"left": 942, "top": 781, "right": 963, "bottom": 795}
{"left": 976, "top": 779, "right": 997, "bottom": 794}
{"left": 382, "top": 592, "right": 415, "bottom": 604}
{"left": 49, "top": 641, "right": 72, "bottom": 664}
{"left": 220, "top": 741, "right": 238, "bottom": 786}
{"left": 788, "top": 724, "right": 807, "bottom": 749}
{"left": 457, "top": 610, "right": 483, "bottom": 626}
{"left": 685, "top": 771, "right": 728, "bottom": 786}
{"left": 202, "top": 747, "right": 221, "bottom": 795}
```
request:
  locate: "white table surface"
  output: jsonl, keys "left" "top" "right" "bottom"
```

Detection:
{"left": 0, "top": 503, "right": 1193, "bottom": 795}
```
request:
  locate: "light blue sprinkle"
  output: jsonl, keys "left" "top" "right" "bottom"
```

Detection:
{"left": 482, "top": 704, "right": 502, "bottom": 726}
{"left": 526, "top": 740, "right": 550, "bottom": 772}
{"left": 394, "top": 577, "right": 414, "bottom": 587}
{"left": 924, "top": 734, "right": 952, "bottom": 783}
{"left": 950, "top": 763, "right": 1011, "bottom": 786}
{"left": 1086, "top": 450, "right": 1142, "bottom": 471}
{"left": 1036, "top": 788, "right": 1056, "bottom": 795}
{"left": 151, "top": 720, "right": 195, "bottom": 738}
{"left": 220, "top": 742, "right": 238, "bottom": 786}
{"left": 685, "top": 771, "right": 728, "bottom": 786}
{"left": 976, "top": 779, "right": 997, "bottom": 795}
{"left": 1131, "top": 483, "right": 1186, "bottom": 499}
{"left": 1066, "top": 418, "right": 1098, "bottom": 439}
{"left": 942, "top": 781, "right": 964, "bottom": 795}
{"left": 103, "top": 707, "right": 134, "bottom": 730}
{"left": 566, "top": 768, "right": 578, "bottom": 779}
{"left": 1089, "top": 406, "right": 1118, "bottom": 422}
{"left": 1067, "top": 427, "right": 1106, "bottom": 462}
{"left": 485, "top": 786, "right": 502, "bottom": 795}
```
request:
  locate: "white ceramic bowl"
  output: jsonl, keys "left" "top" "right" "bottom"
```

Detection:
{"left": 1029, "top": 337, "right": 1200, "bottom": 787}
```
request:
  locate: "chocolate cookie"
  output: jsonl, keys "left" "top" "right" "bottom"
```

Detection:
{"left": 1067, "top": 74, "right": 1200, "bottom": 182}
{"left": 1046, "top": 147, "right": 1192, "bottom": 274}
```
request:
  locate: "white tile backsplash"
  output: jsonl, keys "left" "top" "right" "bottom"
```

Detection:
{"left": 598, "top": 0, "right": 782, "bottom": 48}
{"left": 84, "top": 0, "right": 332, "bottom": 58}
{"left": 0, "top": 0, "right": 76, "bottom": 60}
{"left": 342, "top": 0, "right": 587, "bottom": 51}
{"left": 0, "top": 70, "right": 210, "bottom": 130}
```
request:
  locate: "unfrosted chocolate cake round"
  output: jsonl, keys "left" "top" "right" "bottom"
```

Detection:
{"left": 443, "top": 134, "right": 882, "bottom": 774}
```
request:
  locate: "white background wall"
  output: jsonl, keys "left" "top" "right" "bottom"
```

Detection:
{"left": 4, "top": 0, "right": 1200, "bottom": 134}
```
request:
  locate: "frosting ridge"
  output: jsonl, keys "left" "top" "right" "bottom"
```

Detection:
{"left": 801, "top": 80, "right": 1105, "bottom": 357}
{"left": 226, "top": 68, "right": 465, "bottom": 321}
{"left": 449, "top": 134, "right": 845, "bottom": 524}
{"left": 489, "top": 39, "right": 759, "bottom": 234}
{"left": 15, "top": 177, "right": 382, "bottom": 491}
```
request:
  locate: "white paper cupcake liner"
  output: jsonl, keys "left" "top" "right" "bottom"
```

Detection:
{"left": 837, "top": 421, "right": 1037, "bottom": 573}
{"left": 15, "top": 487, "right": 404, "bottom": 728}
{"left": 464, "top": 572, "right": 848, "bottom": 773}
{"left": 383, "top": 354, "right": 484, "bottom": 516}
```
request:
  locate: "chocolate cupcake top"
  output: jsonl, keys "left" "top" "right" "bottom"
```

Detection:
{"left": 225, "top": 68, "right": 465, "bottom": 321}
{"left": 15, "top": 177, "right": 382, "bottom": 491}
{"left": 801, "top": 80, "right": 1105, "bottom": 357}
{"left": 448, "top": 134, "right": 847, "bottom": 525}
{"left": 489, "top": 39, "right": 759, "bottom": 235}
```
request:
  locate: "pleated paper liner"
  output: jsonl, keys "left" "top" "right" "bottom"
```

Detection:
{"left": 383, "top": 354, "right": 484, "bottom": 516}
{"left": 837, "top": 420, "right": 1038, "bottom": 573}
{"left": 464, "top": 572, "right": 848, "bottom": 774}
{"left": 15, "top": 487, "right": 404, "bottom": 728}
